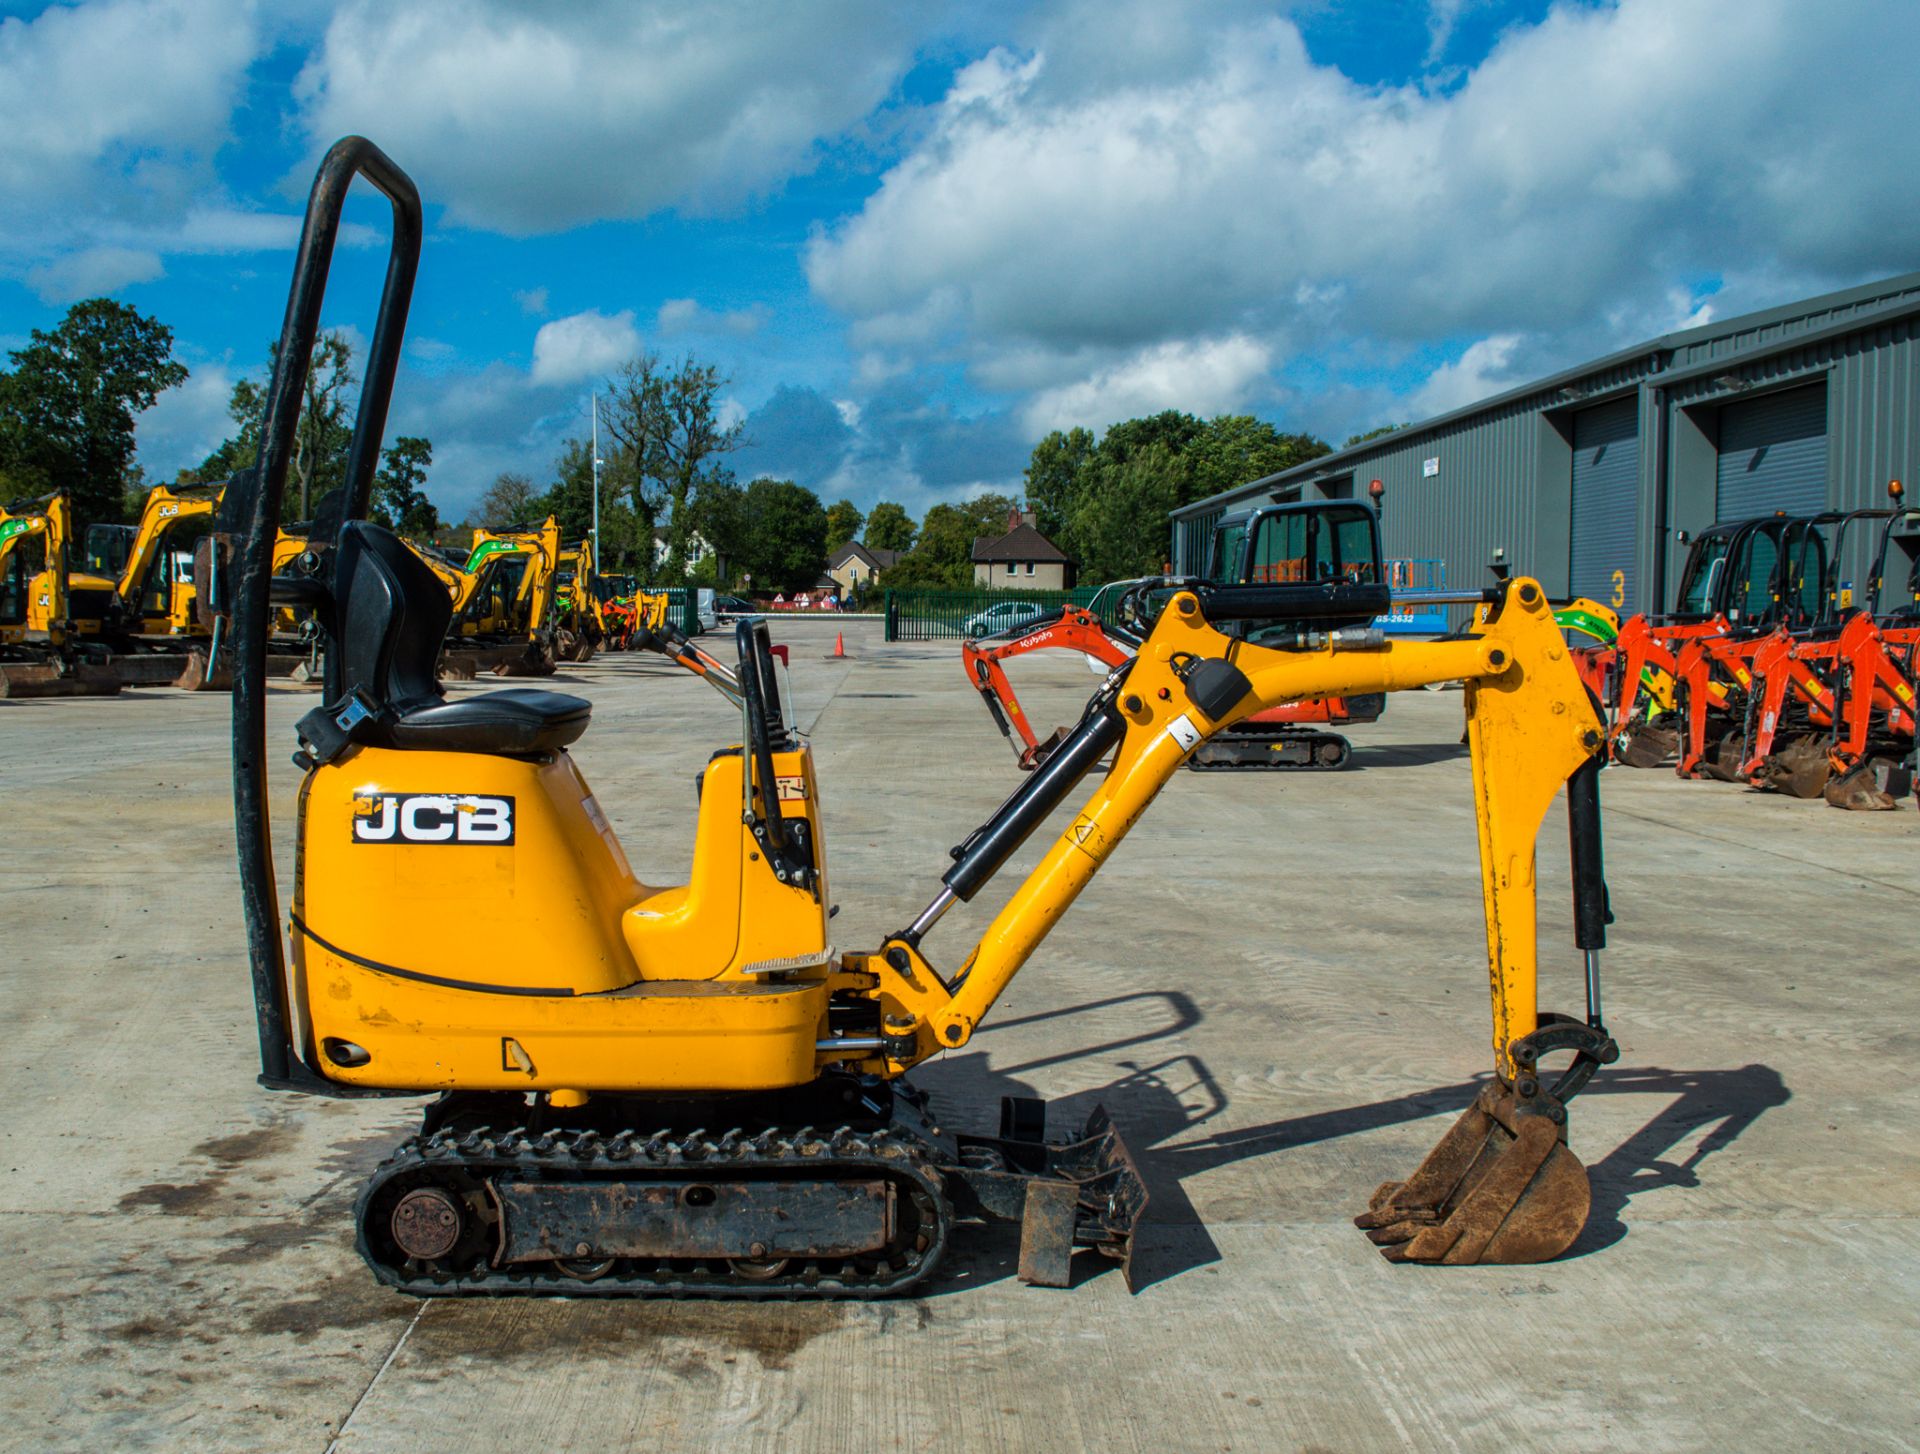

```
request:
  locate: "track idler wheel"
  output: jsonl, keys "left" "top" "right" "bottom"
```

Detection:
{"left": 1356, "top": 1017, "right": 1615, "bottom": 1265}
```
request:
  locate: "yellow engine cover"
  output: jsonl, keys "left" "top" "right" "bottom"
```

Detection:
{"left": 293, "top": 741, "right": 831, "bottom": 1094}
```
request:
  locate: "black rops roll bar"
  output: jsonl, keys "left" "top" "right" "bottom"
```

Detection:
{"left": 229, "top": 137, "right": 422, "bottom": 1090}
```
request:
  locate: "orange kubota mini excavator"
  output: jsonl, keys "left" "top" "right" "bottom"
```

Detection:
{"left": 964, "top": 501, "right": 1385, "bottom": 772}
{"left": 220, "top": 139, "right": 1620, "bottom": 1299}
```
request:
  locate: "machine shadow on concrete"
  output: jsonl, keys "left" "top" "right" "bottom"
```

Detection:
{"left": 916, "top": 993, "right": 1789, "bottom": 1293}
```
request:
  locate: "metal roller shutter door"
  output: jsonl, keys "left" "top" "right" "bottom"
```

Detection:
{"left": 1569, "top": 397, "right": 1640, "bottom": 610}
{"left": 1716, "top": 382, "right": 1828, "bottom": 519}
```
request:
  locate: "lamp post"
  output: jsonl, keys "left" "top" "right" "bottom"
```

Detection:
{"left": 590, "top": 392, "right": 604, "bottom": 576}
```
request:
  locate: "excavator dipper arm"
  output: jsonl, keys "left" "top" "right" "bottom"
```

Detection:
{"left": 961, "top": 610, "right": 1129, "bottom": 767}
{"left": 858, "top": 577, "right": 1614, "bottom": 1264}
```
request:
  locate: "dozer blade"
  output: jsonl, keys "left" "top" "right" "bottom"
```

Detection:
{"left": 0, "top": 659, "right": 120, "bottom": 698}
{"left": 949, "top": 1101, "right": 1150, "bottom": 1290}
{"left": 1354, "top": 1080, "right": 1590, "bottom": 1265}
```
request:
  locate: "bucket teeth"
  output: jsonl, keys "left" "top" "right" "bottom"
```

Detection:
{"left": 1356, "top": 1081, "right": 1591, "bottom": 1266}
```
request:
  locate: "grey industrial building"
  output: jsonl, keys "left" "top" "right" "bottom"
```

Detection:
{"left": 1170, "top": 271, "right": 1920, "bottom": 614}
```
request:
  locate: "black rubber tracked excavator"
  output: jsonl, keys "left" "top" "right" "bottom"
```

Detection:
{"left": 220, "top": 138, "right": 1619, "bottom": 1298}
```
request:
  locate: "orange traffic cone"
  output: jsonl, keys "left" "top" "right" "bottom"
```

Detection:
{"left": 829, "top": 630, "right": 849, "bottom": 659}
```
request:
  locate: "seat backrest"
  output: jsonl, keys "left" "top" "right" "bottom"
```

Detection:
{"left": 333, "top": 521, "right": 451, "bottom": 719}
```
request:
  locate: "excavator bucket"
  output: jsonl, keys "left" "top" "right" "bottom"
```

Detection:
{"left": 1824, "top": 756, "right": 1903, "bottom": 811}
{"left": 173, "top": 645, "right": 232, "bottom": 692}
{"left": 1613, "top": 715, "right": 1679, "bottom": 768}
{"left": 1354, "top": 1080, "right": 1590, "bottom": 1265}
{"left": 1760, "top": 732, "right": 1831, "bottom": 799}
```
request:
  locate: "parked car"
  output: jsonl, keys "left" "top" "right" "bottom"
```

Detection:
{"left": 963, "top": 600, "right": 1052, "bottom": 639}
{"left": 714, "top": 594, "right": 757, "bottom": 619}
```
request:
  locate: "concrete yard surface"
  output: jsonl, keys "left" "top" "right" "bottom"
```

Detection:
{"left": 1, "top": 616, "right": 1915, "bottom": 1452}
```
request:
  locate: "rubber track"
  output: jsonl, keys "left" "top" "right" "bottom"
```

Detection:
{"left": 354, "top": 1121, "right": 951, "bottom": 1299}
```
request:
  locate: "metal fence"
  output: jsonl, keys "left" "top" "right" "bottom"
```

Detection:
{"left": 883, "top": 586, "right": 1119, "bottom": 641}
{"left": 661, "top": 587, "right": 702, "bottom": 634}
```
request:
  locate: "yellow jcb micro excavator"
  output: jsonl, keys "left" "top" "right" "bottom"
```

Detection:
{"left": 224, "top": 139, "right": 1619, "bottom": 1299}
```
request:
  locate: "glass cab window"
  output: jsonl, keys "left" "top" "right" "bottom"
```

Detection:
{"left": 85, "top": 523, "right": 135, "bottom": 578}
{"left": 1207, "top": 521, "right": 1247, "bottom": 583}
{"left": 1248, "top": 505, "right": 1380, "bottom": 585}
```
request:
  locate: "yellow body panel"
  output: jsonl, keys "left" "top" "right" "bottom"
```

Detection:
{"left": 292, "top": 739, "right": 831, "bottom": 1092}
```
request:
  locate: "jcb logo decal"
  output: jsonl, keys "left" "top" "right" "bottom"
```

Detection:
{"left": 352, "top": 792, "right": 515, "bottom": 844}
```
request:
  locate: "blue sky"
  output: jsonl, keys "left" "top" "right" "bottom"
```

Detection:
{"left": 3, "top": 0, "right": 1916, "bottom": 523}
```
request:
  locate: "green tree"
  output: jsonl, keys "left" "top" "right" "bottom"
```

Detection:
{"left": 690, "top": 476, "right": 750, "bottom": 587}
{"left": 1069, "top": 443, "right": 1192, "bottom": 581}
{"left": 194, "top": 376, "right": 265, "bottom": 484}
{"left": 880, "top": 493, "right": 1020, "bottom": 589}
{"left": 1343, "top": 423, "right": 1405, "bottom": 448}
{"left": 475, "top": 471, "right": 539, "bottom": 527}
{"left": 1187, "top": 415, "right": 1329, "bottom": 505}
{"left": 541, "top": 439, "right": 597, "bottom": 542}
{"left": 740, "top": 477, "right": 828, "bottom": 593}
{"left": 287, "top": 332, "right": 357, "bottom": 521}
{"left": 1022, "top": 426, "right": 1095, "bottom": 541}
{"left": 604, "top": 353, "right": 742, "bottom": 579}
{"left": 192, "top": 330, "right": 359, "bottom": 522}
{"left": 371, "top": 435, "right": 437, "bottom": 536}
{"left": 0, "top": 298, "right": 188, "bottom": 531}
{"left": 863, "top": 499, "right": 915, "bottom": 554}
{"left": 824, "top": 498, "right": 863, "bottom": 554}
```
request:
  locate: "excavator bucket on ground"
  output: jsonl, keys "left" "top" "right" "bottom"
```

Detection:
{"left": 1824, "top": 756, "right": 1907, "bottom": 811}
{"left": 1355, "top": 1079, "right": 1591, "bottom": 1264}
{"left": 1356, "top": 739, "right": 1619, "bottom": 1269}
{"left": 1613, "top": 715, "right": 1679, "bottom": 767}
{"left": 1760, "top": 732, "right": 1832, "bottom": 799}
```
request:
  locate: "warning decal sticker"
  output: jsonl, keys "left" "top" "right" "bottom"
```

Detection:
{"left": 1166, "top": 713, "right": 1203, "bottom": 753}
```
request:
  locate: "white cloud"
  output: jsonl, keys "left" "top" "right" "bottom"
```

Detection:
{"left": 24, "top": 245, "right": 163, "bottom": 304}
{"left": 514, "top": 287, "right": 550, "bottom": 317}
{"left": 530, "top": 310, "right": 641, "bottom": 387}
{"left": 1410, "top": 334, "right": 1521, "bottom": 418}
{"left": 293, "top": 0, "right": 934, "bottom": 235}
{"left": 807, "top": 0, "right": 1920, "bottom": 414}
{"left": 657, "top": 297, "right": 769, "bottom": 337}
{"left": 1022, "top": 335, "right": 1272, "bottom": 436}
{"left": 0, "top": 0, "right": 259, "bottom": 272}
{"left": 136, "top": 360, "right": 237, "bottom": 478}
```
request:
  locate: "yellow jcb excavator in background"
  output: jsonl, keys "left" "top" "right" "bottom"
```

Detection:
{"left": 1, "top": 480, "right": 313, "bottom": 696}
{"left": 0, "top": 491, "right": 120, "bottom": 697}
{"left": 225, "top": 139, "right": 1621, "bottom": 1300}
{"left": 439, "top": 517, "right": 563, "bottom": 677}
{"left": 551, "top": 541, "right": 605, "bottom": 662}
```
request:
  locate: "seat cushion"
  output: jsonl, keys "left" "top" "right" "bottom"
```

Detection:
{"left": 386, "top": 688, "right": 591, "bottom": 755}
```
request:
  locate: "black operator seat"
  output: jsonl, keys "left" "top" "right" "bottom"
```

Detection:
{"left": 331, "top": 521, "right": 590, "bottom": 755}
